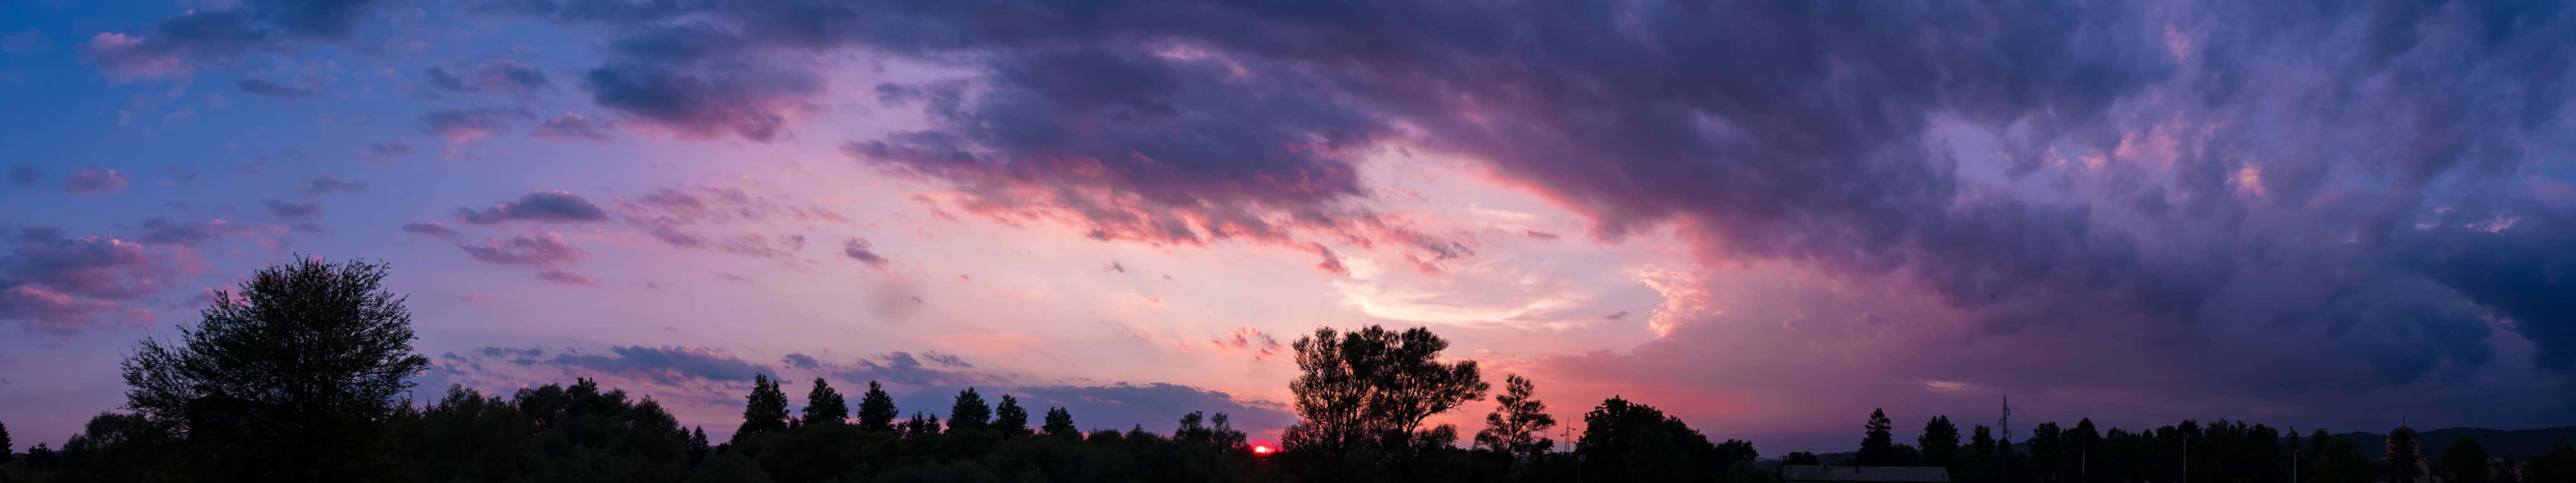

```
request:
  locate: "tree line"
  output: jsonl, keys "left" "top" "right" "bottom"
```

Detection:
{"left": 0, "top": 257, "right": 2569, "bottom": 482}
{"left": 1800, "top": 404, "right": 2576, "bottom": 483}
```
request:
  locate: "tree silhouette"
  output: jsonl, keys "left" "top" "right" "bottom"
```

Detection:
{"left": 802, "top": 378, "right": 847, "bottom": 425}
{"left": 993, "top": 394, "right": 1030, "bottom": 436}
{"left": 1473, "top": 374, "right": 1556, "bottom": 462}
{"left": 1859, "top": 408, "right": 1898, "bottom": 465}
{"left": 857, "top": 380, "right": 898, "bottom": 432}
{"left": 1920, "top": 415, "right": 1960, "bottom": 469}
{"left": 2030, "top": 421, "right": 2064, "bottom": 482}
{"left": 1969, "top": 425, "right": 1997, "bottom": 480}
{"left": 1, "top": 419, "right": 11, "bottom": 465}
{"left": 1784, "top": 452, "right": 1822, "bottom": 466}
{"left": 948, "top": 387, "right": 991, "bottom": 433}
{"left": 1574, "top": 396, "right": 1721, "bottom": 482}
{"left": 117, "top": 257, "right": 430, "bottom": 480}
{"left": 2315, "top": 438, "right": 2372, "bottom": 483}
{"left": 1042, "top": 407, "right": 1078, "bottom": 438}
{"left": 2388, "top": 426, "right": 2424, "bottom": 483}
{"left": 2071, "top": 418, "right": 2100, "bottom": 483}
{"left": 2441, "top": 436, "right": 2489, "bottom": 483}
{"left": 1281, "top": 325, "right": 1489, "bottom": 461}
{"left": 688, "top": 426, "right": 710, "bottom": 460}
{"left": 736, "top": 374, "right": 790, "bottom": 442}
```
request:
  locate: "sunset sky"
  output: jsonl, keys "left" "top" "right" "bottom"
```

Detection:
{"left": 4, "top": 0, "right": 2573, "bottom": 453}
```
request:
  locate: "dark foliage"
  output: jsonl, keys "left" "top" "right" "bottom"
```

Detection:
{"left": 802, "top": 378, "right": 847, "bottom": 425}
{"left": 857, "top": 380, "right": 897, "bottom": 432}
{"left": 1282, "top": 325, "right": 1489, "bottom": 465}
{"left": 736, "top": 374, "right": 790, "bottom": 443}
{"left": 116, "top": 256, "right": 429, "bottom": 481}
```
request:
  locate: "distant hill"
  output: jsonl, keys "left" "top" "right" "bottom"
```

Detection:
{"left": 2331, "top": 426, "right": 2576, "bottom": 460}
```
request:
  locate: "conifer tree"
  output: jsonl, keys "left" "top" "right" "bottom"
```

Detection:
{"left": 993, "top": 395, "right": 1030, "bottom": 436}
{"left": 948, "top": 387, "right": 991, "bottom": 432}
{"left": 857, "top": 381, "right": 898, "bottom": 432}
{"left": 802, "top": 378, "right": 847, "bottom": 424}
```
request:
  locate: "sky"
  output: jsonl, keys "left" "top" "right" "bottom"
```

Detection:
{"left": 3, "top": 0, "right": 2574, "bottom": 454}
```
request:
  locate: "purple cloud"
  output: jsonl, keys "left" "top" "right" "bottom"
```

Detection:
{"left": 304, "top": 175, "right": 366, "bottom": 194}
{"left": 261, "top": 198, "right": 321, "bottom": 219}
{"left": 536, "top": 269, "right": 598, "bottom": 286}
{"left": 841, "top": 238, "right": 888, "bottom": 267}
{"left": 531, "top": 113, "right": 612, "bottom": 142}
{"left": 235, "top": 75, "right": 323, "bottom": 98}
{"left": 425, "top": 60, "right": 551, "bottom": 95}
{"left": 0, "top": 226, "right": 186, "bottom": 333}
{"left": 399, "top": 221, "right": 458, "bottom": 238}
{"left": 419, "top": 107, "right": 531, "bottom": 144}
{"left": 547, "top": 345, "right": 775, "bottom": 384}
{"left": 456, "top": 191, "right": 607, "bottom": 225}
{"left": 365, "top": 140, "right": 414, "bottom": 157}
{"left": 62, "top": 167, "right": 128, "bottom": 196}
{"left": 5, "top": 166, "right": 37, "bottom": 186}
{"left": 458, "top": 233, "right": 581, "bottom": 267}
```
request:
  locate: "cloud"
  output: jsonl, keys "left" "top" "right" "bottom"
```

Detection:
{"left": 399, "top": 221, "right": 458, "bottom": 238}
{"left": 5, "top": 166, "right": 36, "bottom": 186}
{"left": 304, "top": 175, "right": 366, "bottom": 194}
{"left": 62, "top": 167, "right": 128, "bottom": 196}
{"left": 825, "top": 352, "right": 1003, "bottom": 387}
{"left": 1, "top": 30, "right": 50, "bottom": 54}
{"left": 547, "top": 345, "right": 776, "bottom": 384}
{"left": 261, "top": 198, "right": 321, "bottom": 219}
{"left": 1013, "top": 382, "right": 1296, "bottom": 436}
{"left": 531, "top": 113, "right": 612, "bottom": 142}
{"left": 456, "top": 191, "right": 608, "bottom": 225}
{"left": 235, "top": 75, "right": 323, "bottom": 98}
{"left": 0, "top": 226, "right": 190, "bottom": 333}
{"left": 458, "top": 233, "right": 581, "bottom": 267}
{"left": 614, "top": 186, "right": 847, "bottom": 255}
{"left": 578, "top": 40, "right": 820, "bottom": 142}
{"left": 536, "top": 269, "right": 598, "bottom": 286}
{"left": 420, "top": 107, "right": 532, "bottom": 143}
{"left": 365, "top": 140, "right": 414, "bottom": 157}
{"left": 81, "top": 0, "right": 382, "bottom": 77}
{"left": 841, "top": 238, "right": 888, "bottom": 267}
{"left": 1208, "top": 327, "right": 1284, "bottom": 360}
{"left": 781, "top": 353, "right": 821, "bottom": 370}
{"left": 425, "top": 60, "right": 551, "bottom": 94}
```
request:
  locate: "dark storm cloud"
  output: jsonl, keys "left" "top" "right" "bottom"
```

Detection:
{"left": 458, "top": 233, "right": 581, "bottom": 267}
{"left": 784, "top": 0, "right": 2573, "bottom": 387}
{"left": 548, "top": 345, "right": 776, "bottom": 384}
{"left": 456, "top": 191, "right": 608, "bottom": 225}
{"left": 425, "top": 60, "right": 552, "bottom": 95}
{"left": 235, "top": 75, "right": 321, "bottom": 98}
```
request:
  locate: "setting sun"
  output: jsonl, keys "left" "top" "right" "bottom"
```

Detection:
{"left": 1251, "top": 445, "right": 1275, "bottom": 456}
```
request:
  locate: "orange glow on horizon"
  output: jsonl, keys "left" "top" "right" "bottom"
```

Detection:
{"left": 1251, "top": 445, "right": 1275, "bottom": 455}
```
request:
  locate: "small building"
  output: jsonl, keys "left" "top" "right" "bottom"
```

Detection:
{"left": 1781, "top": 465, "right": 1951, "bottom": 483}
